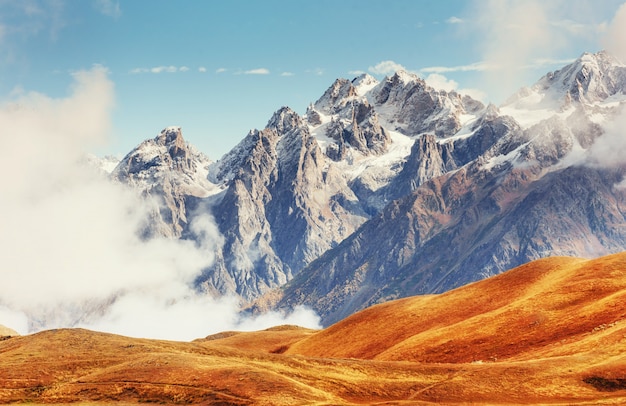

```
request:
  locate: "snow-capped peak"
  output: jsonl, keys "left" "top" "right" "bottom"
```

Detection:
{"left": 351, "top": 73, "right": 379, "bottom": 95}
{"left": 501, "top": 50, "right": 626, "bottom": 129}
{"left": 506, "top": 51, "right": 626, "bottom": 108}
{"left": 155, "top": 126, "right": 185, "bottom": 148}
{"left": 389, "top": 70, "right": 420, "bottom": 85}
{"left": 313, "top": 78, "right": 360, "bottom": 114}
{"left": 266, "top": 106, "right": 303, "bottom": 134}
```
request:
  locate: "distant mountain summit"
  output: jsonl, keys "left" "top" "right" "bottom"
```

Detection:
{"left": 534, "top": 50, "right": 626, "bottom": 105}
{"left": 109, "top": 51, "right": 626, "bottom": 325}
{"left": 112, "top": 126, "right": 216, "bottom": 238}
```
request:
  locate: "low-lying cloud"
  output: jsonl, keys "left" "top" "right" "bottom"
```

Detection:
{"left": 586, "top": 106, "right": 626, "bottom": 169}
{"left": 0, "top": 66, "right": 320, "bottom": 340}
{"left": 368, "top": 60, "right": 408, "bottom": 76}
{"left": 466, "top": 0, "right": 615, "bottom": 103}
{"left": 602, "top": 2, "right": 626, "bottom": 62}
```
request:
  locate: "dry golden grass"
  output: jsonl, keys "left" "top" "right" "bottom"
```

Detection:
{"left": 3, "top": 253, "right": 626, "bottom": 404}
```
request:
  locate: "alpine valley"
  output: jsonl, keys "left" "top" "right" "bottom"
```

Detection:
{"left": 104, "top": 50, "right": 626, "bottom": 326}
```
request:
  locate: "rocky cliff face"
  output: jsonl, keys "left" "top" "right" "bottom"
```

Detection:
{"left": 111, "top": 51, "right": 626, "bottom": 326}
{"left": 198, "top": 107, "right": 369, "bottom": 300}
{"left": 369, "top": 71, "right": 484, "bottom": 137}
{"left": 276, "top": 51, "right": 626, "bottom": 325}
{"left": 111, "top": 127, "right": 215, "bottom": 238}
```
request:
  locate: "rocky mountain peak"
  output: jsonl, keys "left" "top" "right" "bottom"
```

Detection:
{"left": 314, "top": 78, "right": 359, "bottom": 114}
{"left": 113, "top": 127, "right": 192, "bottom": 177}
{"left": 266, "top": 106, "right": 304, "bottom": 134}
{"left": 111, "top": 127, "right": 213, "bottom": 238}
{"left": 351, "top": 73, "right": 379, "bottom": 94}
{"left": 390, "top": 70, "right": 420, "bottom": 85}
{"left": 370, "top": 70, "right": 484, "bottom": 137}
{"left": 528, "top": 50, "right": 626, "bottom": 105}
{"left": 154, "top": 126, "right": 189, "bottom": 162}
{"left": 156, "top": 126, "right": 184, "bottom": 145}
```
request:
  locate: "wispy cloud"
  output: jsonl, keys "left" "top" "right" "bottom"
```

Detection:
{"left": 94, "top": 0, "right": 121, "bottom": 19}
{"left": 0, "top": 66, "right": 321, "bottom": 339}
{"left": 130, "top": 66, "right": 188, "bottom": 74}
{"left": 216, "top": 68, "right": 227, "bottom": 74}
{"left": 602, "top": 2, "right": 626, "bottom": 62}
{"left": 0, "top": 0, "right": 67, "bottom": 41}
{"left": 424, "top": 72, "right": 487, "bottom": 101}
{"left": 420, "top": 61, "right": 493, "bottom": 73}
{"left": 421, "top": 57, "right": 575, "bottom": 75}
{"left": 198, "top": 67, "right": 207, "bottom": 73}
{"left": 306, "top": 68, "right": 324, "bottom": 76}
{"left": 348, "top": 70, "right": 366, "bottom": 75}
{"left": 463, "top": 0, "right": 615, "bottom": 102}
{"left": 280, "top": 71, "right": 294, "bottom": 76}
{"left": 446, "top": 16, "right": 464, "bottom": 24}
{"left": 368, "top": 60, "right": 408, "bottom": 75}
{"left": 244, "top": 68, "right": 270, "bottom": 75}
{"left": 522, "top": 57, "right": 576, "bottom": 69}
{"left": 152, "top": 66, "right": 177, "bottom": 73}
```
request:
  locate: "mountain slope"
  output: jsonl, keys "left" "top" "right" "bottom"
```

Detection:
{"left": 199, "top": 107, "right": 369, "bottom": 300}
{"left": 278, "top": 162, "right": 626, "bottom": 325}
{"left": 3, "top": 253, "right": 626, "bottom": 405}
{"left": 111, "top": 126, "right": 217, "bottom": 238}
{"left": 285, "top": 252, "right": 626, "bottom": 363}
{"left": 276, "top": 51, "right": 626, "bottom": 325}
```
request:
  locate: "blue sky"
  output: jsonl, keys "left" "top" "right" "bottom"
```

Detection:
{"left": 1, "top": 0, "right": 625, "bottom": 159}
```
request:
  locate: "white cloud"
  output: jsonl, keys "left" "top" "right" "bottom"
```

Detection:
{"left": 306, "top": 68, "right": 324, "bottom": 76}
{"left": 94, "top": 0, "right": 121, "bottom": 19}
{"left": 420, "top": 61, "right": 493, "bottom": 73}
{"left": 216, "top": 68, "right": 227, "bottom": 74}
{"left": 602, "top": 2, "right": 626, "bottom": 62}
{"left": 244, "top": 68, "right": 270, "bottom": 75}
{"left": 280, "top": 71, "right": 294, "bottom": 76}
{"left": 465, "top": 0, "right": 617, "bottom": 103}
{"left": 348, "top": 70, "right": 366, "bottom": 75}
{"left": 368, "top": 60, "right": 408, "bottom": 75}
{"left": 424, "top": 58, "right": 583, "bottom": 78}
{"left": 586, "top": 106, "right": 626, "bottom": 168}
{"left": 151, "top": 65, "right": 178, "bottom": 73}
{"left": 0, "top": 1, "right": 66, "bottom": 42}
{"left": 522, "top": 57, "right": 576, "bottom": 69}
{"left": 424, "top": 72, "right": 487, "bottom": 101}
{"left": 198, "top": 66, "right": 207, "bottom": 73}
{"left": 447, "top": 16, "right": 464, "bottom": 24}
{"left": 131, "top": 66, "right": 190, "bottom": 74}
{"left": 424, "top": 73, "right": 459, "bottom": 92}
{"left": 0, "top": 66, "right": 321, "bottom": 340}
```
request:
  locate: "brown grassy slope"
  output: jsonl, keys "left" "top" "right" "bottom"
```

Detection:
{"left": 196, "top": 324, "right": 316, "bottom": 354}
{"left": 286, "top": 253, "right": 626, "bottom": 363}
{"left": 4, "top": 328, "right": 626, "bottom": 406}
{"left": 0, "top": 327, "right": 524, "bottom": 405}
{"left": 3, "top": 253, "right": 626, "bottom": 405}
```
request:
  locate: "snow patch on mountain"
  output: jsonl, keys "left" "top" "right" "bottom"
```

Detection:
{"left": 352, "top": 73, "right": 379, "bottom": 95}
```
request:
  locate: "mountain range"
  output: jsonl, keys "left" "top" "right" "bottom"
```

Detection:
{"left": 105, "top": 50, "right": 626, "bottom": 326}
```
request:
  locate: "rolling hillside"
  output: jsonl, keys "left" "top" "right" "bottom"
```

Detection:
{"left": 2, "top": 253, "right": 626, "bottom": 404}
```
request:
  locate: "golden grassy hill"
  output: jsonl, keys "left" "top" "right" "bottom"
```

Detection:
{"left": 286, "top": 254, "right": 626, "bottom": 363}
{"left": 2, "top": 253, "right": 626, "bottom": 404}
